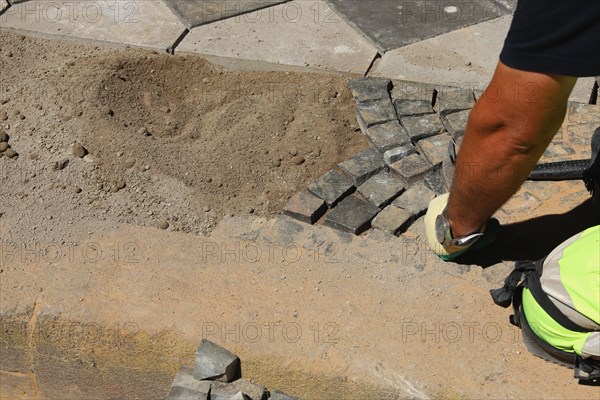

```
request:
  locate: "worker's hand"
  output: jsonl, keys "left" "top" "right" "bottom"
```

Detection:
{"left": 424, "top": 193, "right": 500, "bottom": 261}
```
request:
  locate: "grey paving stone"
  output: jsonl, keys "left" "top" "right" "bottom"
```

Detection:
{"left": 348, "top": 78, "right": 392, "bottom": 103}
{"left": 324, "top": 195, "right": 380, "bottom": 235}
{"left": 393, "top": 182, "right": 436, "bottom": 216}
{"left": 365, "top": 120, "right": 411, "bottom": 153}
{"left": 210, "top": 379, "right": 268, "bottom": 400}
{"left": 338, "top": 148, "right": 387, "bottom": 186}
{"left": 394, "top": 99, "right": 434, "bottom": 119}
{"left": 194, "top": 340, "right": 241, "bottom": 383}
{"left": 383, "top": 144, "right": 417, "bottom": 165}
{"left": 357, "top": 172, "right": 405, "bottom": 208}
{"left": 371, "top": 205, "right": 413, "bottom": 235}
{"left": 165, "top": 0, "right": 287, "bottom": 28}
{"left": 307, "top": 170, "right": 355, "bottom": 207}
{"left": 283, "top": 191, "right": 327, "bottom": 225}
{"left": 416, "top": 133, "right": 453, "bottom": 168}
{"left": 356, "top": 99, "right": 398, "bottom": 128}
{"left": 166, "top": 366, "right": 211, "bottom": 400}
{"left": 328, "top": 0, "right": 505, "bottom": 52}
{"left": 424, "top": 169, "right": 447, "bottom": 196}
{"left": 391, "top": 81, "right": 436, "bottom": 103}
{"left": 435, "top": 86, "right": 475, "bottom": 116}
{"left": 401, "top": 113, "right": 445, "bottom": 143}
{"left": 389, "top": 153, "right": 433, "bottom": 187}
{"left": 442, "top": 109, "right": 471, "bottom": 138}
{"left": 269, "top": 391, "right": 299, "bottom": 400}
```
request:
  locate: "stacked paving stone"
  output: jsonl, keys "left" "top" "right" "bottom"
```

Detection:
{"left": 166, "top": 339, "right": 297, "bottom": 400}
{"left": 284, "top": 78, "right": 478, "bottom": 236}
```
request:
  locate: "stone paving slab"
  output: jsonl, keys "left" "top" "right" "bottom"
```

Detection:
{"left": 327, "top": 0, "right": 507, "bottom": 52}
{"left": 364, "top": 120, "right": 411, "bottom": 153}
{"left": 0, "top": 0, "right": 187, "bottom": 51}
{"left": 372, "top": 15, "right": 597, "bottom": 103}
{"left": 307, "top": 169, "right": 355, "bottom": 207}
{"left": 401, "top": 113, "right": 445, "bottom": 142}
{"left": 177, "top": 0, "right": 378, "bottom": 73}
{"left": 338, "top": 148, "right": 387, "bottom": 186}
{"left": 357, "top": 172, "right": 405, "bottom": 208}
{"left": 165, "top": 0, "right": 288, "bottom": 28}
{"left": 323, "top": 195, "right": 380, "bottom": 235}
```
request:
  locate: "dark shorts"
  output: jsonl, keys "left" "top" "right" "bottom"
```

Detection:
{"left": 500, "top": 0, "right": 600, "bottom": 77}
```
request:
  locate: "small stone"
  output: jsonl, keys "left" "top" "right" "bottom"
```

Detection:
{"left": 394, "top": 99, "right": 434, "bottom": 118}
{"left": 393, "top": 182, "right": 436, "bottom": 216}
{"left": 442, "top": 109, "right": 471, "bottom": 138}
{"left": 29, "top": 152, "right": 39, "bottom": 160}
{"left": 0, "top": 142, "right": 8, "bottom": 152}
{"left": 125, "top": 159, "right": 136, "bottom": 169}
{"left": 435, "top": 86, "right": 475, "bottom": 116}
{"left": 106, "top": 108, "right": 114, "bottom": 117}
{"left": 111, "top": 180, "right": 126, "bottom": 193}
{"left": 72, "top": 186, "right": 82, "bottom": 194}
{"left": 194, "top": 339, "right": 241, "bottom": 383}
{"left": 54, "top": 159, "right": 69, "bottom": 170}
{"left": 0, "top": 131, "right": 8, "bottom": 142}
{"left": 138, "top": 127, "right": 151, "bottom": 136}
{"left": 308, "top": 169, "right": 355, "bottom": 207}
{"left": 383, "top": 144, "right": 417, "bottom": 165}
{"left": 355, "top": 99, "right": 397, "bottom": 128}
{"left": 338, "top": 148, "right": 387, "bottom": 186}
{"left": 291, "top": 156, "right": 305, "bottom": 165}
{"left": 0, "top": 111, "right": 7, "bottom": 121}
{"left": 357, "top": 172, "right": 405, "bottom": 208}
{"left": 371, "top": 205, "right": 414, "bottom": 235}
{"left": 348, "top": 77, "right": 392, "bottom": 103}
{"left": 364, "top": 120, "right": 411, "bottom": 153}
{"left": 389, "top": 153, "right": 433, "bottom": 187}
{"left": 72, "top": 142, "right": 88, "bottom": 158}
{"left": 203, "top": 206, "right": 211, "bottom": 212}
{"left": 158, "top": 220, "right": 169, "bottom": 230}
{"left": 401, "top": 113, "right": 445, "bottom": 143}
{"left": 416, "top": 133, "right": 453, "bottom": 168}
{"left": 283, "top": 190, "right": 327, "bottom": 224}
{"left": 3, "top": 148, "right": 18, "bottom": 158}
{"left": 289, "top": 149, "right": 298, "bottom": 156}
{"left": 324, "top": 195, "right": 380, "bottom": 235}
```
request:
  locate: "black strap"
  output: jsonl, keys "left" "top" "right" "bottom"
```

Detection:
{"left": 575, "top": 356, "right": 600, "bottom": 384}
{"left": 490, "top": 260, "right": 536, "bottom": 309}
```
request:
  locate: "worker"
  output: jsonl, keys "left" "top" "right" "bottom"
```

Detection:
{"left": 424, "top": 0, "right": 600, "bottom": 383}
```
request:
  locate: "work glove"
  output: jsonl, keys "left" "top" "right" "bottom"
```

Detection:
{"left": 424, "top": 193, "right": 500, "bottom": 261}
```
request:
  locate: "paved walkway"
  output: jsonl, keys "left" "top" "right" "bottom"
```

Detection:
{"left": 1, "top": 0, "right": 598, "bottom": 102}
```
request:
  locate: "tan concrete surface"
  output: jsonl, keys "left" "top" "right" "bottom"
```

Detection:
{"left": 372, "top": 16, "right": 596, "bottom": 104}
{"left": 0, "top": 0, "right": 186, "bottom": 51}
{"left": 177, "top": 0, "right": 378, "bottom": 74}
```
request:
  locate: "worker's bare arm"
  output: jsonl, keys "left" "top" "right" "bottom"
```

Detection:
{"left": 447, "top": 61, "right": 577, "bottom": 237}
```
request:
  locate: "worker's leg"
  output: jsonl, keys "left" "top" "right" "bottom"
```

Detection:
{"left": 447, "top": 61, "right": 577, "bottom": 237}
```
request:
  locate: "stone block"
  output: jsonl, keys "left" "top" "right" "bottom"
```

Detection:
{"left": 424, "top": 169, "right": 447, "bottom": 196}
{"left": 371, "top": 205, "right": 414, "bottom": 235}
{"left": 435, "top": 86, "right": 475, "bottom": 116}
{"left": 442, "top": 109, "right": 471, "bottom": 138}
{"left": 394, "top": 99, "right": 434, "bottom": 119}
{"left": 391, "top": 81, "right": 436, "bottom": 103}
{"left": 357, "top": 172, "right": 405, "bottom": 208}
{"left": 210, "top": 379, "right": 268, "bottom": 400}
{"left": 194, "top": 340, "right": 241, "bottom": 383}
{"left": 283, "top": 191, "right": 327, "bottom": 225}
{"left": 416, "top": 133, "right": 453, "bottom": 168}
{"left": 356, "top": 99, "right": 398, "bottom": 128}
{"left": 389, "top": 154, "right": 433, "bottom": 187}
{"left": 307, "top": 170, "right": 355, "bottom": 207}
{"left": 324, "top": 195, "right": 380, "bottom": 235}
{"left": 227, "top": 393, "right": 251, "bottom": 400}
{"left": 338, "top": 148, "right": 387, "bottom": 186}
{"left": 348, "top": 78, "right": 392, "bottom": 103}
{"left": 166, "top": 366, "right": 211, "bottom": 400}
{"left": 401, "top": 114, "right": 445, "bottom": 142}
{"left": 365, "top": 120, "right": 411, "bottom": 153}
{"left": 269, "top": 391, "right": 299, "bottom": 400}
{"left": 383, "top": 144, "right": 417, "bottom": 165}
{"left": 393, "top": 182, "right": 436, "bottom": 216}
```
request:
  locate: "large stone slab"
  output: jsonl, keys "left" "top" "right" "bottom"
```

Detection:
{"left": 283, "top": 190, "right": 327, "bottom": 224}
{"left": 389, "top": 153, "right": 433, "bottom": 186}
{"left": 416, "top": 133, "right": 453, "bottom": 168}
{"left": 348, "top": 78, "right": 392, "bottom": 103}
{"left": 371, "top": 205, "right": 413, "bottom": 235}
{"left": 194, "top": 339, "right": 241, "bottom": 383}
{"left": 328, "top": 0, "right": 506, "bottom": 52}
{"left": 308, "top": 169, "right": 354, "bottom": 207}
{"left": 357, "top": 172, "right": 405, "bottom": 208}
{"left": 324, "top": 195, "right": 380, "bottom": 235}
{"left": 0, "top": 1, "right": 186, "bottom": 51}
{"left": 177, "top": 0, "right": 378, "bottom": 73}
{"left": 364, "top": 120, "right": 411, "bottom": 153}
{"left": 338, "top": 148, "right": 387, "bottom": 186}
{"left": 164, "top": 0, "right": 287, "bottom": 28}
{"left": 401, "top": 113, "right": 445, "bottom": 142}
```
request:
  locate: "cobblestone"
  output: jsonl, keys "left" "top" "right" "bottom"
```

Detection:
{"left": 394, "top": 99, "right": 434, "bottom": 119}
{"left": 338, "top": 148, "right": 387, "bottom": 186}
{"left": 416, "top": 133, "right": 453, "bottom": 168}
{"left": 383, "top": 144, "right": 417, "bottom": 165}
{"left": 357, "top": 172, "right": 405, "bottom": 208}
{"left": 308, "top": 169, "right": 355, "bottom": 207}
{"left": 442, "top": 109, "right": 471, "bottom": 138}
{"left": 393, "top": 182, "right": 436, "bottom": 216}
{"left": 348, "top": 78, "right": 392, "bottom": 103}
{"left": 365, "top": 120, "right": 411, "bottom": 153}
{"left": 356, "top": 99, "right": 398, "bottom": 128}
{"left": 435, "top": 86, "right": 475, "bottom": 116}
{"left": 389, "top": 153, "right": 433, "bottom": 186}
{"left": 424, "top": 169, "right": 447, "bottom": 195}
{"left": 283, "top": 191, "right": 328, "bottom": 224}
{"left": 324, "top": 195, "right": 381, "bottom": 235}
{"left": 371, "top": 205, "right": 413, "bottom": 235}
{"left": 401, "top": 113, "right": 445, "bottom": 142}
